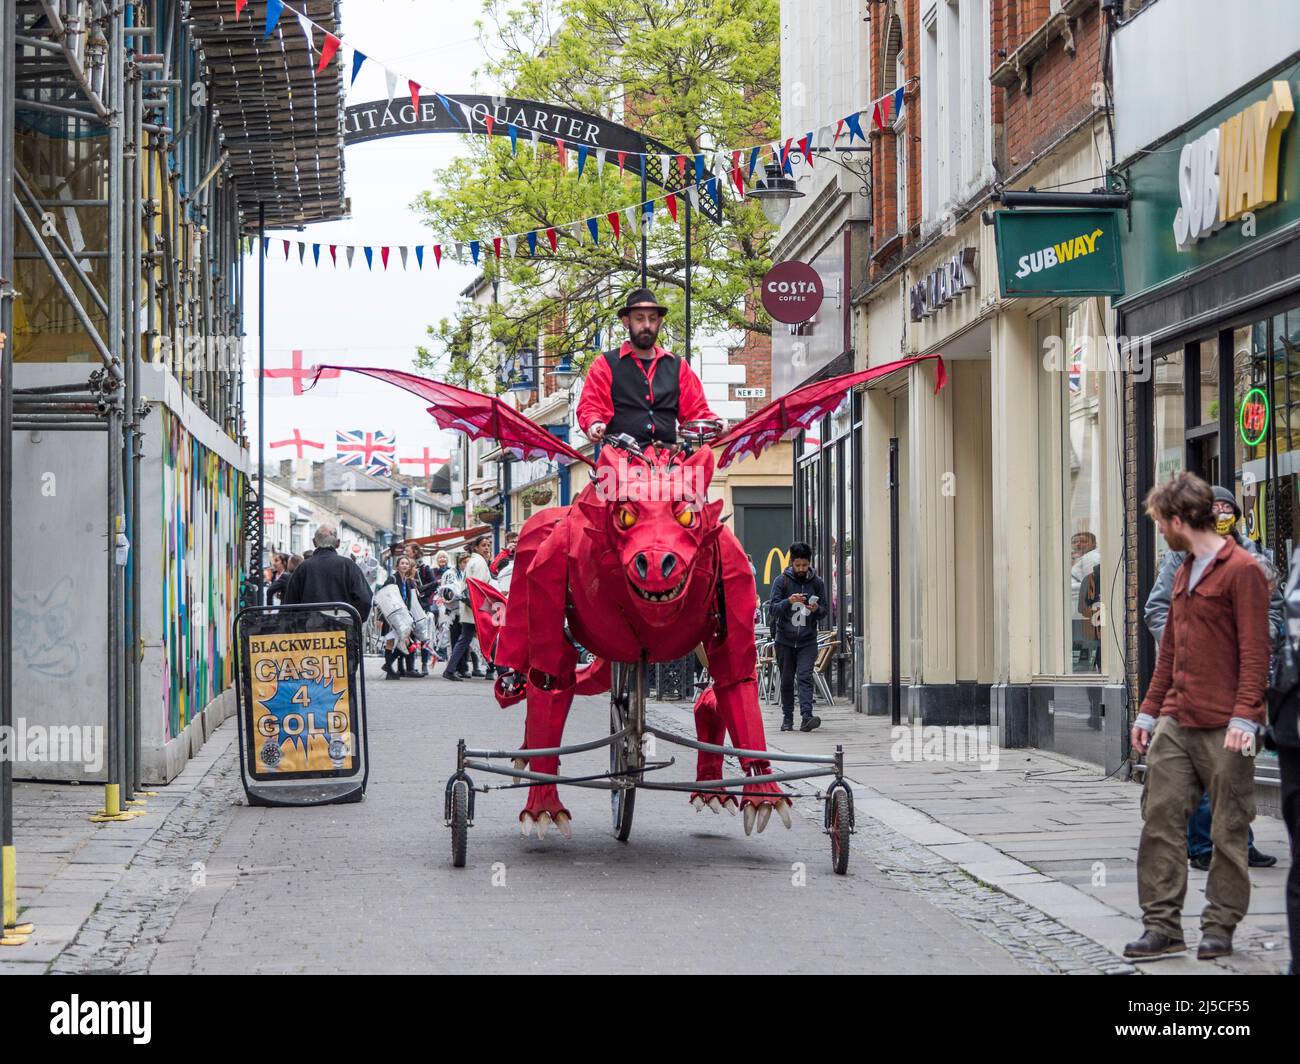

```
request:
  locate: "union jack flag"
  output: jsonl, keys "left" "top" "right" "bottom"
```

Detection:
{"left": 336, "top": 429, "right": 397, "bottom": 477}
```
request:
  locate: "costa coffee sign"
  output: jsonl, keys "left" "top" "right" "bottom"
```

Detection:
{"left": 762, "top": 261, "right": 824, "bottom": 324}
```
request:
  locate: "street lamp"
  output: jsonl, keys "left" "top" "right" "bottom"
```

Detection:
{"left": 396, "top": 486, "right": 412, "bottom": 545}
{"left": 748, "top": 162, "right": 804, "bottom": 225}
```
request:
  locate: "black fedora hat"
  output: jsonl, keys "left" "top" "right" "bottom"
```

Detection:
{"left": 617, "top": 287, "right": 669, "bottom": 317}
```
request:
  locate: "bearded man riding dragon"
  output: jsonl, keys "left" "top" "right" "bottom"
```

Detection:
{"left": 319, "top": 287, "right": 944, "bottom": 843}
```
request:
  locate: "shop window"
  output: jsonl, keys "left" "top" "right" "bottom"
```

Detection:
{"left": 1151, "top": 347, "right": 1186, "bottom": 568}
{"left": 1038, "top": 304, "right": 1103, "bottom": 675}
{"left": 1234, "top": 323, "right": 1269, "bottom": 546}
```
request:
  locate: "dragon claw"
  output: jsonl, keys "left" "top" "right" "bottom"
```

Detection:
{"left": 520, "top": 813, "right": 533, "bottom": 836}
{"left": 743, "top": 803, "right": 756, "bottom": 836}
{"left": 691, "top": 795, "right": 706, "bottom": 813}
{"left": 537, "top": 811, "right": 551, "bottom": 839}
{"left": 777, "top": 798, "right": 792, "bottom": 829}
{"left": 554, "top": 812, "right": 572, "bottom": 838}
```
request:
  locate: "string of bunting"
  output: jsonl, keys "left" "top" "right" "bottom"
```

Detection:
{"left": 239, "top": 0, "right": 908, "bottom": 168}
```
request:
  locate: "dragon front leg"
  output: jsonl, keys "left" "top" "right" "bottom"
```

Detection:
{"left": 702, "top": 532, "right": 793, "bottom": 836}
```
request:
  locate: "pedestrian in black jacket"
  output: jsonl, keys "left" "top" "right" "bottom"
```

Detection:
{"left": 767, "top": 542, "right": 826, "bottom": 733}
{"left": 282, "top": 527, "right": 374, "bottom": 620}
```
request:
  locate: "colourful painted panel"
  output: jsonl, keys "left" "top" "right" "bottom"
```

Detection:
{"left": 161, "top": 410, "right": 246, "bottom": 737}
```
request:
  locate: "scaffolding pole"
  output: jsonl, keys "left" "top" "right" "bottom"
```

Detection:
{"left": 0, "top": 0, "right": 17, "bottom": 942}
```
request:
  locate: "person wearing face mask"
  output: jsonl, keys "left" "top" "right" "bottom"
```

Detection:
{"left": 1144, "top": 484, "right": 1280, "bottom": 872}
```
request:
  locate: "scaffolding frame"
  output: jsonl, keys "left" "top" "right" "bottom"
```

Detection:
{"left": 0, "top": 0, "right": 346, "bottom": 940}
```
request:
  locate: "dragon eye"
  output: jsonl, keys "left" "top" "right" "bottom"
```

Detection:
{"left": 616, "top": 506, "right": 637, "bottom": 529}
{"left": 675, "top": 508, "right": 696, "bottom": 528}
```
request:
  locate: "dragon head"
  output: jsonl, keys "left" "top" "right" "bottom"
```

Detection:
{"left": 580, "top": 445, "right": 724, "bottom": 614}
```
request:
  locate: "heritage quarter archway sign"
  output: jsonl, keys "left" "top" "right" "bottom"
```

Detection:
{"left": 344, "top": 95, "right": 722, "bottom": 333}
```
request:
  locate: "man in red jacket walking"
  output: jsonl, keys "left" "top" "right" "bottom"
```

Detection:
{"left": 1125, "top": 471, "right": 1271, "bottom": 962}
{"left": 577, "top": 288, "right": 717, "bottom": 449}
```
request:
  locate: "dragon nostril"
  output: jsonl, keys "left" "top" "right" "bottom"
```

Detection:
{"left": 634, "top": 553, "right": 649, "bottom": 580}
{"left": 661, "top": 553, "right": 677, "bottom": 579}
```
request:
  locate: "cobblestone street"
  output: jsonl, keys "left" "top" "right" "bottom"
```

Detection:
{"left": 9, "top": 667, "right": 1158, "bottom": 975}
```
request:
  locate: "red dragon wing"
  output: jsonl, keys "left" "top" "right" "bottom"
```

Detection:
{"left": 310, "top": 365, "right": 593, "bottom": 467}
{"left": 712, "top": 354, "right": 946, "bottom": 468}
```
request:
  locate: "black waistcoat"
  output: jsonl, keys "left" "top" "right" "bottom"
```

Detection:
{"left": 603, "top": 349, "right": 680, "bottom": 445}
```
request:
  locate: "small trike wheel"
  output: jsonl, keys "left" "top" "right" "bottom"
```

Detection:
{"left": 829, "top": 789, "right": 850, "bottom": 875}
{"left": 450, "top": 779, "right": 470, "bottom": 868}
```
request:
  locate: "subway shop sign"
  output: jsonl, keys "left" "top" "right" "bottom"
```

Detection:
{"left": 993, "top": 208, "right": 1125, "bottom": 297}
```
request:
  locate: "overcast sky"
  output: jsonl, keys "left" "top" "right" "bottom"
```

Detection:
{"left": 241, "top": 0, "right": 503, "bottom": 471}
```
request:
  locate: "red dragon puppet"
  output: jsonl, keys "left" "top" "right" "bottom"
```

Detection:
{"left": 314, "top": 355, "right": 944, "bottom": 840}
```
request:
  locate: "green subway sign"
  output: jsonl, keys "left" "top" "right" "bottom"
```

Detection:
{"left": 993, "top": 208, "right": 1126, "bottom": 297}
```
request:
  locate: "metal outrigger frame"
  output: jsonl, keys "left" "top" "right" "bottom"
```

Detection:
{"left": 444, "top": 657, "right": 856, "bottom": 875}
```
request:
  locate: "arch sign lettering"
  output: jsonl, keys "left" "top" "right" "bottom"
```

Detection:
{"left": 344, "top": 95, "right": 723, "bottom": 223}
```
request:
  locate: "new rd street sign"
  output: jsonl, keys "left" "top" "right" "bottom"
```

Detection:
{"left": 993, "top": 208, "right": 1126, "bottom": 297}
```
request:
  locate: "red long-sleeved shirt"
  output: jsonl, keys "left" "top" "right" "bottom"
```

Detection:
{"left": 576, "top": 341, "right": 716, "bottom": 437}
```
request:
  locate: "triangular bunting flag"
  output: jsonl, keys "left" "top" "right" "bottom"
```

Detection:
{"left": 530, "top": 130, "right": 540, "bottom": 158}
{"left": 695, "top": 154, "right": 705, "bottom": 184}
{"left": 596, "top": 148, "right": 606, "bottom": 176}
{"left": 685, "top": 185, "right": 699, "bottom": 211}
{"left": 732, "top": 151, "right": 745, "bottom": 196}
{"left": 399, "top": 246, "right": 409, "bottom": 269}
{"left": 576, "top": 144, "right": 588, "bottom": 177}
{"left": 872, "top": 102, "right": 884, "bottom": 130}
{"left": 508, "top": 123, "right": 518, "bottom": 154}
{"left": 749, "top": 146, "right": 761, "bottom": 178}
{"left": 346, "top": 246, "right": 355, "bottom": 268}
{"left": 617, "top": 151, "right": 627, "bottom": 175}
{"left": 484, "top": 115, "right": 495, "bottom": 138}
{"left": 298, "top": 242, "right": 306, "bottom": 264}
{"left": 555, "top": 138, "right": 567, "bottom": 169}
{"left": 432, "top": 244, "right": 442, "bottom": 267}
{"left": 624, "top": 205, "right": 639, "bottom": 234}
{"left": 675, "top": 154, "right": 687, "bottom": 181}
{"left": 586, "top": 217, "right": 599, "bottom": 244}
{"left": 800, "top": 133, "right": 813, "bottom": 166}
{"left": 526, "top": 231, "right": 538, "bottom": 256}
{"left": 662, "top": 155, "right": 672, "bottom": 184}
{"left": 381, "top": 246, "right": 390, "bottom": 270}
{"left": 312, "top": 243, "right": 320, "bottom": 266}
{"left": 665, "top": 192, "right": 677, "bottom": 222}
{"left": 492, "top": 236, "right": 502, "bottom": 260}
{"left": 317, "top": 33, "right": 341, "bottom": 74}
{"left": 545, "top": 227, "right": 557, "bottom": 252}
{"left": 364, "top": 246, "right": 373, "bottom": 270}
{"left": 329, "top": 244, "right": 337, "bottom": 266}
{"left": 263, "top": 0, "right": 284, "bottom": 38}
{"left": 282, "top": 239, "right": 290, "bottom": 259}
{"left": 296, "top": 12, "right": 314, "bottom": 58}
{"left": 706, "top": 176, "right": 719, "bottom": 206}
{"left": 409, "top": 81, "right": 421, "bottom": 112}
{"left": 845, "top": 112, "right": 865, "bottom": 142}
{"left": 350, "top": 50, "right": 367, "bottom": 85}
{"left": 506, "top": 234, "right": 518, "bottom": 258}
{"left": 235, "top": 0, "right": 248, "bottom": 17}
{"left": 894, "top": 86, "right": 905, "bottom": 118}
{"left": 436, "top": 94, "right": 459, "bottom": 127}
{"left": 415, "top": 246, "right": 423, "bottom": 269}
{"left": 384, "top": 69, "right": 398, "bottom": 103}
{"left": 833, "top": 117, "right": 844, "bottom": 144}
{"left": 469, "top": 240, "right": 480, "bottom": 266}
{"left": 607, "top": 211, "right": 621, "bottom": 240}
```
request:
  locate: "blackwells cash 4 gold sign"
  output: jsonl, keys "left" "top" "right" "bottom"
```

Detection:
{"left": 246, "top": 630, "right": 356, "bottom": 779}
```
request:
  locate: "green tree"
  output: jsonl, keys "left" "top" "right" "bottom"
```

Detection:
{"left": 413, "top": 0, "right": 779, "bottom": 384}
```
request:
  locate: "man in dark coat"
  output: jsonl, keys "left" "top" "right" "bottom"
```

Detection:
{"left": 767, "top": 541, "right": 826, "bottom": 733}
{"left": 282, "top": 526, "right": 373, "bottom": 620}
